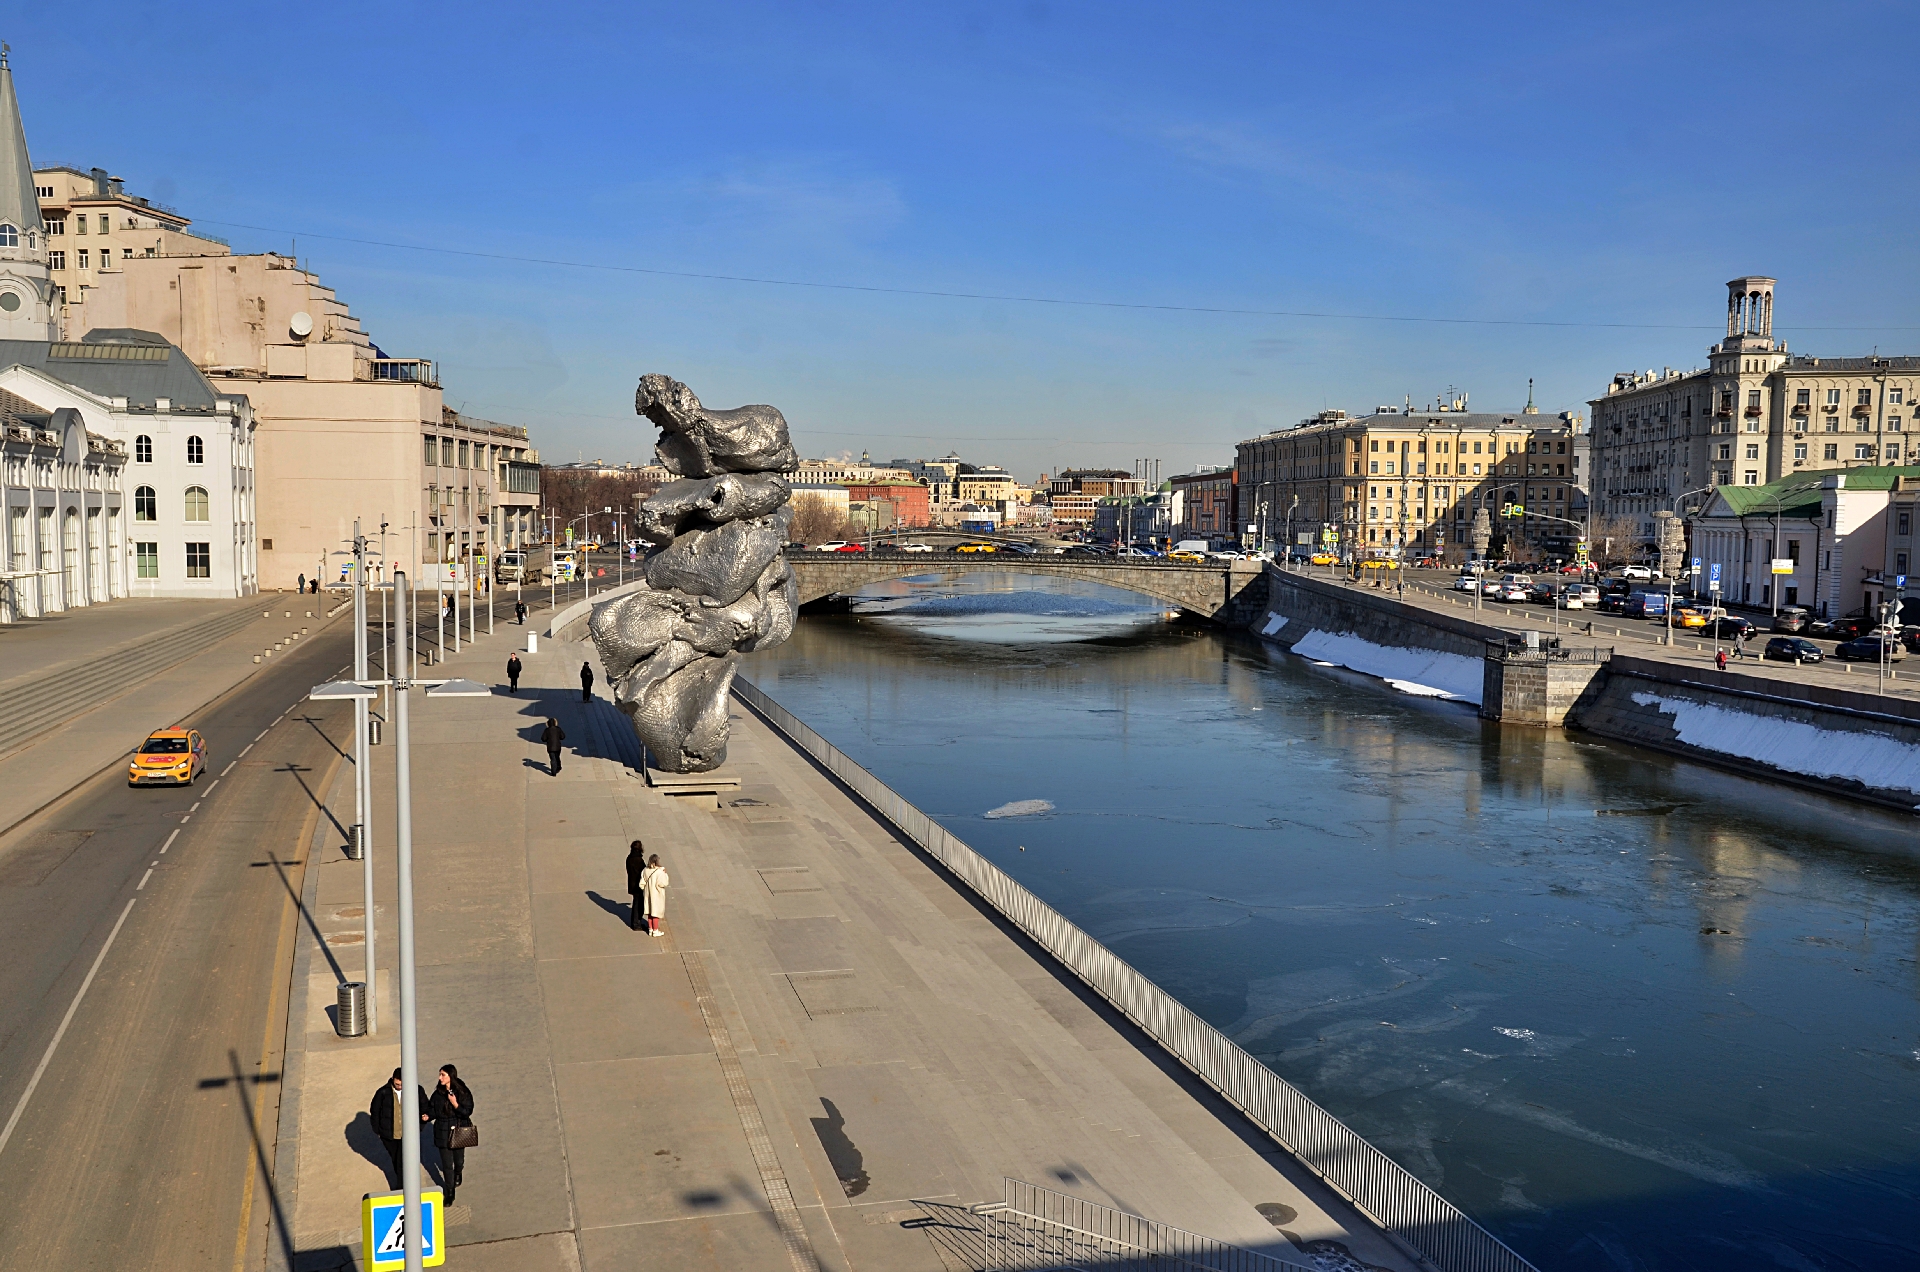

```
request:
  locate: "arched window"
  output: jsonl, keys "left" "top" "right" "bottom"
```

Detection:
{"left": 184, "top": 486, "right": 210, "bottom": 523}
{"left": 134, "top": 486, "right": 157, "bottom": 521}
{"left": 135, "top": 434, "right": 153, "bottom": 463}
{"left": 186, "top": 435, "right": 204, "bottom": 465}
{"left": 0, "top": 223, "right": 17, "bottom": 248}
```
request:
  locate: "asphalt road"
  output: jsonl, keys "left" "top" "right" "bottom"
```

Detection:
{"left": 0, "top": 620, "right": 357, "bottom": 1271}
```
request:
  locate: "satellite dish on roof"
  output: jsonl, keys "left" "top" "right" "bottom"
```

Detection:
{"left": 289, "top": 311, "right": 313, "bottom": 339}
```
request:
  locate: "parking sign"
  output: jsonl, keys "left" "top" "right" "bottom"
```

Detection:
{"left": 1709, "top": 562, "right": 1722, "bottom": 584}
{"left": 1691, "top": 557, "right": 1701, "bottom": 576}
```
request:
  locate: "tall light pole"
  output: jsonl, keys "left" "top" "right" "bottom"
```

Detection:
{"left": 351, "top": 522, "right": 376, "bottom": 1031}
{"left": 310, "top": 571, "right": 488, "bottom": 1272}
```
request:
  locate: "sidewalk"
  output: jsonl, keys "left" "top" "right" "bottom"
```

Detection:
{"left": 271, "top": 617, "right": 1415, "bottom": 1270}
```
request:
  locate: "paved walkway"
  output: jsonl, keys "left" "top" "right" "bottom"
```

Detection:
{"left": 270, "top": 617, "right": 1415, "bottom": 1270}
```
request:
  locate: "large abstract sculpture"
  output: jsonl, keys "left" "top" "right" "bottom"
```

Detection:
{"left": 589, "top": 374, "right": 800, "bottom": 772}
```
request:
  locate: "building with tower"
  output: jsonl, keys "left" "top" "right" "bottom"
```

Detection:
{"left": 0, "top": 46, "right": 56, "bottom": 343}
{"left": 1589, "top": 276, "right": 1920, "bottom": 549}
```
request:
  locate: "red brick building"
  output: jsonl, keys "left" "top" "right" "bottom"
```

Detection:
{"left": 1169, "top": 468, "right": 1238, "bottom": 541}
{"left": 846, "top": 480, "right": 931, "bottom": 527}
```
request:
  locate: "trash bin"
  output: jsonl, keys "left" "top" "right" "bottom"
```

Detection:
{"left": 337, "top": 982, "right": 368, "bottom": 1037}
{"left": 345, "top": 823, "right": 364, "bottom": 860}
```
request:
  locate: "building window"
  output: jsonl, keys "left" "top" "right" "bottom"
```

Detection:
{"left": 135, "top": 542, "right": 158, "bottom": 578}
{"left": 458, "top": 440, "right": 470, "bottom": 467}
{"left": 1890, "top": 416, "right": 1903, "bottom": 432}
{"left": 1899, "top": 552, "right": 1910, "bottom": 575}
{"left": 1368, "top": 461, "right": 1378, "bottom": 474}
{"left": 1901, "top": 513, "right": 1912, "bottom": 537}
{"left": 1717, "top": 444, "right": 1731, "bottom": 460}
{"left": 134, "top": 485, "right": 156, "bottom": 521}
{"left": 184, "top": 486, "right": 210, "bottom": 522}
{"left": 1745, "top": 444, "right": 1760, "bottom": 460}
{"left": 97, "top": 214, "right": 108, "bottom": 234}
{"left": 1856, "top": 444, "right": 1875, "bottom": 460}
{"left": 134, "top": 434, "right": 152, "bottom": 463}
{"left": 76, "top": 249, "right": 88, "bottom": 269}
{"left": 1824, "top": 444, "right": 1839, "bottom": 460}
{"left": 425, "top": 436, "right": 438, "bottom": 466}
{"left": 1384, "top": 461, "right": 1395, "bottom": 474}
{"left": 1747, "top": 390, "right": 1761, "bottom": 411}
{"left": 1888, "top": 443, "right": 1903, "bottom": 460}
{"left": 1858, "top": 388, "right": 1873, "bottom": 406}
{"left": 1825, "top": 417, "right": 1839, "bottom": 433}
{"left": 74, "top": 215, "right": 85, "bottom": 235}
{"left": 261, "top": 538, "right": 273, "bottom": 551}
{"left": 1743, "top": 471, "right": 1759, "bottom": 485}
{"left": 1794, "top": 443, "right": 1807, "bottom": 460}
{"left": 185, "top": 542, "right": 211, "bottom": 578}
{"left": 48, "top": 250, "right": 64, "bottom": 270}
{"left": 1827, "top": 388, "right": 1841, "bottom": 406}
{"left": 1893, "top": 389, "right": 1906, "bottom": 405}
{"left": 1796, "top": 388, "right": 1810, "bottom": 406}
{"left": 441, "top": 439, "right": 454, "bottom": 466}
{"left": 186, "top": 436, "right": 204, "bottom": 464}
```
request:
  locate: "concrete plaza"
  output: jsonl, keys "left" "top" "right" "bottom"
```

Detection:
{"left": 269, "top": 616, "right": 1413, "bottom": 1270}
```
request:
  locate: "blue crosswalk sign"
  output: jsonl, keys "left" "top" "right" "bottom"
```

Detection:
{"left": 363, "top": 1189, "right": 444, "bottom": 1269}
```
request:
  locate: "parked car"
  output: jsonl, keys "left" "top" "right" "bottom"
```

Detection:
{"left": 1617, "top": 565, "right": 1655, "bottom": 581}
{"left": 1825, "top": 616, "right": 1890, "bottom": 642}
{"left": 899, "top": 542, "right": 935, "bottom": 554}
{"left": 1452, "top": 574, "right": 1481, "bottom": 592}
{"left": 814, "top": 541, "right": 850, "bottom": 552}
{"left": 1835, "top": 635, "right": 1905, "bottom": 661}
{"left": 831, "top": 542, "right": 867, "bottom": 553}
{"left": 1764, "top": 637, "right": 1824, "bottom": 664}
{"left": 1569, "top": 584, "right": 1601, "bottom": 607}
{"left": 1902, "top": 629, "right": 1920, "bottom": 655}
{"left": 1771, "top": 606, "right": 1814, "bottom": 634}
{"left": 998, "top": 541, "right": 1038, "bottom": 555}
{"left": 1703, "top": 615, "right": 1758, "bottom": 640}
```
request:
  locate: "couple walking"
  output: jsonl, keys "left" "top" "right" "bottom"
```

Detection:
{"left": 368, "top": 1064, "right": 478, "bottom": 1202}
{"left": 625, "top": 840, "right": 669, "bottom": 936}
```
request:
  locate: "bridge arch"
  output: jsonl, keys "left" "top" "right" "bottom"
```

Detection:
{"left": 785, "top": 555, "right": 1268, "bottom": 624}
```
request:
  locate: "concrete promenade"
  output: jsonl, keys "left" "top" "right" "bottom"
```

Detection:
{"left": 270, "top": 616, "right": 1415, "bottom": 1270}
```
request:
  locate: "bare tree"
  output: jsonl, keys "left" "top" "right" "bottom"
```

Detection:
{"left": 1589, "top": 513, "right": 1643, "bottom": 567}
{"left": 788, "top": 493, "right": 851, "bottom": 545}
{"left": 541, "top": 469, "right": 666, "bottom": 543}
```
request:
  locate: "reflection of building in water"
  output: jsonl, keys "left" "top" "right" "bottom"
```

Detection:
{"left": 1681, "top": 830, "right": 1801, "bottom": 968}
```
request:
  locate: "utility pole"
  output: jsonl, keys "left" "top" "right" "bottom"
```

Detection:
{"left": 352, "top": 522, "right": 375, "bottom": 1031}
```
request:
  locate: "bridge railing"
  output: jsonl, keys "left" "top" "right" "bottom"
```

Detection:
{"left": 732, "top": 675, "right": 1540, "bottom": 1272}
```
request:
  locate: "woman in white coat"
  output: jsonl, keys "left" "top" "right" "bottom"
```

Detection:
{"left": 639, "top": 854, "right": 670, "bottom": 937}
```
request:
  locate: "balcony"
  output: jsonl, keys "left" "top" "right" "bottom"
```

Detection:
{"left": 1744, "top": 405, "right": 1763, "bottom": 416}
{"left": 365, "top": 358, "right": 440, "bottom": 387}
{"left": 1790, "top": 404, "right": 1808, "bottom": 415}
{"left": 1851, "top": 403, "right": 1872, "bottom": 416}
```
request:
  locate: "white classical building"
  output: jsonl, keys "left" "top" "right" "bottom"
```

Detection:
{"left": 0, "top": 330, "right": 256, "bottom": 599}
{"left": 0, "top": 385, "right": 126, "bottom": 619}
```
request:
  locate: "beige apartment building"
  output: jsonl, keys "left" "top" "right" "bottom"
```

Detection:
{"left": 32, "top": 165, "right": 231, "bottom": 335}
{"left": 1047, "top": 469, "right": 1145, "bottom": 524}
{"left": 1235, "top": 402, "right": 1585, "bottom": 560}
{"left": 82, "top": 250, "right": 538, "bottom": 589}
{"left": 1589, "top": 276, "right": 1920, "bottom": 548}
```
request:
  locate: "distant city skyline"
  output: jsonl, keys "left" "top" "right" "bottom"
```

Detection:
{"left": 5, "top": 1, "right": 1917, "bottom": 477}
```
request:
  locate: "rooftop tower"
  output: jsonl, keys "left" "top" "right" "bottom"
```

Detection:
{"left": 0, "top": 44, "right": 55, "bottom": 341}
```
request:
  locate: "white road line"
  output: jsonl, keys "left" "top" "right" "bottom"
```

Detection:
{"left": 239, "top": 743, "right": 253, "bottom": 758}
{"left": 188, "top": 802, "right": 201, "bottom": 813}
{"left": 137, "top": 869, "right": 154, "bottom": 889}
{"left": 254, "top": 730, "right": 268, "bottom": 742}
{"left": 0, "top": 898, "right": 137, "bottom": 1161}
{"left": 206, "top": 779, "right": 219, "bottom": 792}
{"left": 160, "top": 830, "right": 179, "bottom": 854}
{"left": 221, "top": 761, "right": 236, "bottom": 777}
{"left": 180, "top": 815, "right": 191, "bottom": 824}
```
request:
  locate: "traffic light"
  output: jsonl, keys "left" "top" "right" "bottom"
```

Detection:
{"left": 1500, "top": 503, "right": 1525, "bottom": 519}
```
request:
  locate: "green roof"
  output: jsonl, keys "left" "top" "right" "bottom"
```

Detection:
{"left": 1708, "top": 465, "right": 1920, "bottom": 518}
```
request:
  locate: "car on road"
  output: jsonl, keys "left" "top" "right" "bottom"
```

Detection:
{"left": 899, "top": 542, "right": 935, "bottom": 554}
{"left": 1764, "top": 637, "right": 1824, "bottom": 664}
{"left": 954, "top": 542, "right": 999, "bottom": 554}
{"left": 1700, "top": 615, "right": 1757, "bottom": 640}
{"left": 1616, "top": 565, "right": 1655, "bottom": 581}
{"left": 1771, "top": 606, "right": 1815, "bottom": 634}
{"left": 1064, "top": 544, "right": 1111, "bottom": 558}
{"left": 813, "top": 541, "right": 849, "bottom": 552}
{"left": 1452, "top": 574, "right": 1481, "bottom": 592}
{"left": 1525, "top": 583, "right": 1558, "bottom": 605}
{"left": 1669, "top": 607, "right": 1709, "bottom": 629}
{"left": 1311, "top": 553, "right": 1339, "bottom": 566}
{"left": 1568, "top": 584, "right": 1601, "bottom": 607}
{"left": 128, "top": 727, "right": 208, "bottom": 787}
{"left": 1835, "top": 635, "right": 1905, "bottom": 662}
{"left": 998, "top": 541, "right": 1039, "bottom": 555}
{"left": 1168, "top": 551, "right": 1206, "bottom": 563}
{"left": 1825, "top": 616, "right": 1891, "bottom": 642}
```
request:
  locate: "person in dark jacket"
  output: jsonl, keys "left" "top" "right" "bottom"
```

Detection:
{"left": 541, "top": 718, "right": 565, "bottom": 774}
{"left": 297, "top": 573, "right": 306, "bottom": 594}
{"left": 368, "top": 1067, "right": 430, "bottom": 1189}
{"left": 427, "top": 1064, "right": 476, "bottom": 1202}
{"left": 506, "top": 652, "right": 522, "bottom": 694}
{"left": 625, "top": 840, "right": 647, "bottom": 931}
{"left": 580, "top": 661, "right": 594, "bottom": 703}
{"left": 515, "top": 601, "right": 528, "bottom": 625}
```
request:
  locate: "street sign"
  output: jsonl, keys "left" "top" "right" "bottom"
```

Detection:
{"left": 1769, "top": 558, "right": 1794, "bottom": 575}
{"left": 1709, "top": 562, "right": 1722, "bottom": 584}
{"left": 1899, "top": 574, "right": 1908, "bottom": 588}
{"left": 1690, "top": 557, "right": 1701, "bottom": 576}
{"left": 363, "top": 1190, "right": 445, "bottom": 1269}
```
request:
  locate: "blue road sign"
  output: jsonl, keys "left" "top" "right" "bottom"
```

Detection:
{"left": 363, "top": 1190, "right": 444, "bottom": 1269}
{"left": 1709, "top": 562, "right": 1722, "bottom": 584}
{"left": 1691, "top": 556, "right": 1702, "bottom": 575}
{"left": 1899, "top": 574, "right": 1908, "bottom": 589}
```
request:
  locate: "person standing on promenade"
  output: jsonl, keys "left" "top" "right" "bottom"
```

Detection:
{"left": 640, "top": 853, "right": 670, "bottom": 938}
{"left": 506, "top": 652, "right": 522, "bottom": 695}
{"left": 625, "top": 840, "right": 647, "bottom": 931}
{"left": 369, "top": 1067, "right": 429, "bottom": 1190}
{"left": 297, "top": 572, "right": 305, "bottom": 594}
{"left": 515, "top": 601, "right": 527, "bottom": 625}
{"left": 541, "top": 717, "right": 566, "bottom": 775}
{"left": 428, "top": 1064, "right": 476, "bottom": 1203}
{"left": 580, "top": 661, "right": 594, "bottom": 703}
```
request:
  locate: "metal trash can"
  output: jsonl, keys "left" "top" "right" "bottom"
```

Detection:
{"left": 345, "top": 823, "right": 364, "bottom": 860}
{"left": 337, "top": 981, "right": 368, "bottom": 1037}
{"left": 369, "top": 718, "right": 383, "bottom": 746}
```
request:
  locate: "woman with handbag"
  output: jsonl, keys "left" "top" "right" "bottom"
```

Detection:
{"left": 428, "top": 1064, "right": 477, "bottom": 1202}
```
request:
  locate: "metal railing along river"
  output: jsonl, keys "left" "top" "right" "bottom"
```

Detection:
{"left": 733, "top": 675, "right": 1540, "bottom": 1272}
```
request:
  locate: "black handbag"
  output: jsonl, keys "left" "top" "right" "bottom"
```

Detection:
{"left": 447, "top": 1121, "right": 479, "bottom": 1150}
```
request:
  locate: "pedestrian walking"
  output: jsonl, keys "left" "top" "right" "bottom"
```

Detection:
{"left": 428, "top": 1064, "right": 477, "bottom": 1203}
{"left": 639, "top": 853, "right": 670, "bottom": 938}
{"left": 1734, "top": 631, "right": 1748, "bottom": 660}
{"left": 506, "top": 652, "right": 522, "bottom": 695}
{"left": 445, "top": 594, "right": 455, "bottom": 621}
{"left": 541, "top": 717, "right": 565, "bottom": 774}
{"left": 625, "top": 840, "right": 647, "bottom": 931}
{"left": 580, "top": 661, "right": 594, "bottom": 703}
{"left": 368, "top": 1067, "right": 430, "bottom": 1190}
{"left": 1715, "top": 648, "right": 1729, "bottom": 672}
{"left": 515, "top": 601, "right": 527, "bottom": 625}
{"left": 297, "top": 572, "right": 306, "bottom": 594}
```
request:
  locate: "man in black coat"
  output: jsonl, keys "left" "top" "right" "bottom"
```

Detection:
{"left": 541, "top": 718, "right": 566, "bottom": 775}
{"left": 580, "top": 661, "right": 594, "bottom": 703}
{"left": 368, "top": 1067, "right": 430, "bottom": 1190}
{"left": 506, "top": 652, "right": 522, "bottom": 695}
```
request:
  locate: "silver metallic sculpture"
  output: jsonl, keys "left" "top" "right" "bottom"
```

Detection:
{"left": 589, "top": 374, "right": 799, "bottom": 772}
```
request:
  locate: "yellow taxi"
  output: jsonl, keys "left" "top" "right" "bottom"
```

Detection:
{"left": 1359, "top": 558, "right": 1400, "bottom": 570}
{"left": 954, "top": 542, "right": 998, "bottom": 554}
{"left": 1671, "top": 606, "right": 1710, "bottom": 629}
{"left": 128, "top": 726, "right": 208, "bottom": 787}
{"left": 1310, "top": 552, "right": 1339, "bottom": 566}
{"left": 1168, "top": 551, "right": 1206, "bottom": 563}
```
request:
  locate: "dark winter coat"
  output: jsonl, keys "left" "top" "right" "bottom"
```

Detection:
{"left": 626, "top": 847, "right": 647, "bottom": 896}
{"left": 369, "top": 1082, "right": 430, "bottom": 1141}
{"left": 506, "top": 655, "right": 522, "bottom": 680}
{"left": 541, "top": 722, "right": 566, "bottom": 753}
{"left": 580, "top": 663, "right": 595, "bottom": 689}
{"left": 427, "top": 1080, "right": 476, "bottom": 1149}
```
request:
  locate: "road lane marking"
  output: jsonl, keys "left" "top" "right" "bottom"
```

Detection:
{"left": 239, "top": 743, "right": 253, "bottom": 758}
{"left": 160, "top": 830, "right": 179, "bottom": 854}
{"left": 181, "top": 815, "right": 191, "bottom": 824}
{"left": 207, "top": 779, "right": 219, "bottom": 792}
{"left": 189, "top": 802, "right": 201, "bottom": 813}
{"left": 137, "top": 868, "right": 153, "bottom": 890}
{"left": 222, "top": 761, "right": 236, "bottom": 776}
{"left": 254, "top": 731, "right": 268, "bottom": 742}
{"left": 0, "top": 897, "right": 138, "bottom": 1161}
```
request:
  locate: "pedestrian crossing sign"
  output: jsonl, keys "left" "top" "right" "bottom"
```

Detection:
{"left": 362, "top": 1189, "right": 445, "bottom": 1268}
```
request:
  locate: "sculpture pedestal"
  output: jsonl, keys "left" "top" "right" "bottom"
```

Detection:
{"left": 643, "top": 753, "right": 741, "bottom": 810}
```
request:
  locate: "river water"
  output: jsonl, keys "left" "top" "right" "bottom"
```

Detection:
{"left": 749, "top": 570, "right": 1920, "bottom": 1272}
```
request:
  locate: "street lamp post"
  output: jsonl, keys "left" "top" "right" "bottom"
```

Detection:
{"left": 352, "top": 522, "right": 375, "bottom": 1032}
{"left": 310, "top": 570, "right": 489, "bottom": 1272}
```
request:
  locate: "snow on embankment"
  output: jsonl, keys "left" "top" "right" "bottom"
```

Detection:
{"left": 1629, "top": 691, "right": 1920, "bottom": 799}
{"left": 1287, "top": 628, "right": 1484, "bottom": 704}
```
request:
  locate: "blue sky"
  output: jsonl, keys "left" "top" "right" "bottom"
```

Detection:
{"left": 9, "top": 2, "right": 1919, "bottom": 479}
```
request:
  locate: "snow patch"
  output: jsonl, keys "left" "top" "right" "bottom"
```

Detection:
{"left": 1260, "top": 612, "right": 1289, "bottom": 636}
{"left": 1287, "top": 629, "right": 1484, "bottom": 704}
{"left": 1629, "top": 691, "right": 1920, "bottom": 796}
{"left": 985, "top": 799, "right": 1054, "bottom": 819}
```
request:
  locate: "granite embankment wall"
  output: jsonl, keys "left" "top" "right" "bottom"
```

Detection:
{"left": 1254, "top": 568, "right": 1920, "bottom": 812}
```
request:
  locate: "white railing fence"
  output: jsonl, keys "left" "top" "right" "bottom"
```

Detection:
{"left": 733, "top": 676, "right": 1538, "bottom": 1272}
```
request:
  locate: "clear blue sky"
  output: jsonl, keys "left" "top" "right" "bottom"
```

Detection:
{"left": 9, "top": 2, "right": 1918, "bottom": 479}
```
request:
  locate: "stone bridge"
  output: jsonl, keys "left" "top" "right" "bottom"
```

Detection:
{"left": 785, "top": 553, "right": 1271, "bottom": 624}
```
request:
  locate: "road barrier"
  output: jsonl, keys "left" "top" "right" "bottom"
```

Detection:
{"left": 735, "top": 675, "right": 1539, "bottom": 1272}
